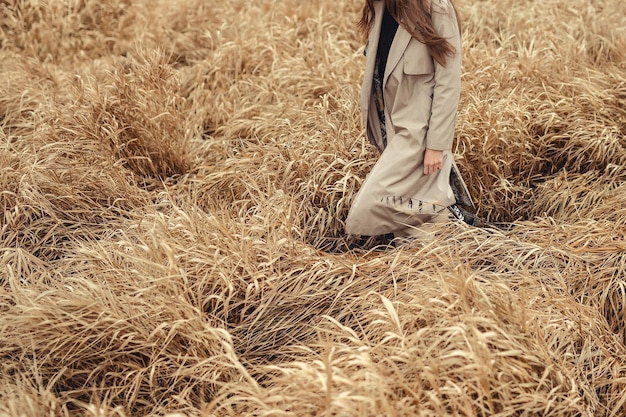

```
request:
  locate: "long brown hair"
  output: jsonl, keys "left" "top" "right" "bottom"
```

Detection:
{"left": 358, "top": 0, "right": 461, "bottom": 66}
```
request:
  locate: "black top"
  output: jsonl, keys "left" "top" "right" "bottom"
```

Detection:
{"left": 375, "top": 6, "right": 399, "bottom": 88}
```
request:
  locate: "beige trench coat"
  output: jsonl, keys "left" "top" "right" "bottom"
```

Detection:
{"left": 345, "top": 0, "right": 473, "bottom": 237}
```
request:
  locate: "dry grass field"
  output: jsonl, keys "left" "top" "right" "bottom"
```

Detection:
{"left": 1, "top": 0, "right": 626, "bottom": 415}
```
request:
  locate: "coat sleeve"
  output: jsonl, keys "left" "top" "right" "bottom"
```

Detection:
{"left": 424, "top": 0, "right": 462, "bottom": 151}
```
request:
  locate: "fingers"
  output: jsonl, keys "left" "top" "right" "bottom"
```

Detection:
{"left": 424, "top": 162, "right": 443, "bottom": 176}
{"left": 423, "top": 148, "right": 444, "bottom": 176}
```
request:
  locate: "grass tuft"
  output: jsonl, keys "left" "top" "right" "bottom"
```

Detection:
{"left": 1, "top": 0, "right": 626, "bottom": 415}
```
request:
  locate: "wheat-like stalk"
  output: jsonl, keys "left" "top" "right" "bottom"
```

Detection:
{"left": 1, "top": 0, "right": 625, "bottom": 415}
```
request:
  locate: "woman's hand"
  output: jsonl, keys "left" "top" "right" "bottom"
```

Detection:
{"left": 423, "top": 148, "right": 443, "bottom": 175}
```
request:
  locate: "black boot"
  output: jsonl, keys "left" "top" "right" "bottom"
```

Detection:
{"left": 448, "top": 205, "right": 486, "bottom": 227}
{"left": 347, "top": 232, "right": 395, "bottom": 251}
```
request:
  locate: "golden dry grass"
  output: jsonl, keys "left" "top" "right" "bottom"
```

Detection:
{"left": 1, "top": 0, "right": 626, "bottom": 415}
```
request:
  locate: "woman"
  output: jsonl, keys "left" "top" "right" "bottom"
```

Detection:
{"left": 345, "top": 0, "right": 476, "bottom": 239}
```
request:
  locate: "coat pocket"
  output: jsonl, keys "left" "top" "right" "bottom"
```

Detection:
{"left": 403, "top": 40, "right": 434, "bottom": 75}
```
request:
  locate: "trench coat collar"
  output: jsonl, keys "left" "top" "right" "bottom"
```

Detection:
{"left": 364, "top": 2, "right": 413, "bottom": 93}
{"left": 383, "top": 25, "right": 412, "bottom": 87}
{"left": 360, "top": 1, "right": 385, "bottom": 114}
{"left": 360, "top": 2, "right": 413, "bottom": 129}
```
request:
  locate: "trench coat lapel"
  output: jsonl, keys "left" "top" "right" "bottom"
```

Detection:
{"left": 360, "top": 5, "right": 413, "bottom": 119}
{"left": 360, "top": 2, "right": 413, "bottom": 152}
{"left": 359, "top": 1, "right": 384, "bottom": 123}
{"left": 383, "top": 27, "right": 411, "bottom": 88}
